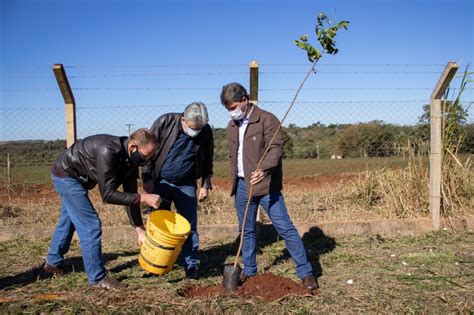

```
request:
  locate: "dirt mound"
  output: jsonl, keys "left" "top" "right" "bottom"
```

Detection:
{"left": 178, "top": 273, "right": 317, "bottom": 302}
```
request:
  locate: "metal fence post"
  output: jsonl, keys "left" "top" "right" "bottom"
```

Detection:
{"left": 429, "top": 62, "right": 458, "bottom": 230}
{"left": 53, "top": 64, "right": 77, "bottom": 147}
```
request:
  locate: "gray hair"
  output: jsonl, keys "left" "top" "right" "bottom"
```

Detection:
{"left": 183, "top": 102, "right": 209, "bottom": 127}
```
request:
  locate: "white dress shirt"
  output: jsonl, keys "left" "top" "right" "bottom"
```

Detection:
{"left": 237, "top": 107, "right": 254, "bottom": 178}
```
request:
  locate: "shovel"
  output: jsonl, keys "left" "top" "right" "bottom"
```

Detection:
{"left": 222, "top": 183, "right": 255, "bottom": 291}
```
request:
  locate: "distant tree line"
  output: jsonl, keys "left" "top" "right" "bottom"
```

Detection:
{"left": 213, "top": 120, "right": 473, "bottom": 160}
{"left": 0, "top": 140, "right": 66, "bottom": 165}
{"left": 1, "top": 121, "right": 472, "bottom": 164}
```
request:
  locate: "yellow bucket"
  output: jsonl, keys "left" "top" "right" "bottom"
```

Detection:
{"left": 138, "top": 210, "right": 191, "bottom": 275}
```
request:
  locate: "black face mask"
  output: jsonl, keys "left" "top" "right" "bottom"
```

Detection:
{"left": 130, "top": 149, "right": 147, "bottom": 166}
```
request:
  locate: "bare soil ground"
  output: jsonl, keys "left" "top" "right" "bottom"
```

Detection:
{"left": 0, "top": 231, "right": 472, "bottom": 313}
{"left": 0, "top": 174, "right": 355, "bottom": 204}
{"left": 0, "top": 182, "right": 56, "bottom": 204}
{"left": 212, "top": 174, "right": 356, "bottom": 193}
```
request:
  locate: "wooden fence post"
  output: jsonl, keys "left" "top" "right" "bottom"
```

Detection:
{"left": 429, "top": 62, "right": 458, "bottom": 230}
{"left": 249, "top": 60, "right": 259, "bottom": 105}
{"left": 53, "top": 64, "right": 77, "bottom": 147}
{"left": 7, "top": 153, "right": 11, "bottom": 186}
{"left": 249, "top": 60, "right": 262, "bottom": 224}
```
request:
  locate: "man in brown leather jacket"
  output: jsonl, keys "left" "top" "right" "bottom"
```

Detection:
{"left": 142, "top": 102, "right": 213, "bottom": 279}
{"left": 221, "top": 82, "right": 318, "bottom": 290}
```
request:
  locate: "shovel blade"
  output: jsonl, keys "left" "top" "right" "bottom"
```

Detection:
{"left": 223, "top": 264, "right": 241, "bottom": 291}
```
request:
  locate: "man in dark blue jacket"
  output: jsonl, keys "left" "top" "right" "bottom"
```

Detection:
{"left": 44, "top": 128, "right": 161, "bottom": 289}
{"left": 142, "top": 102, "right": 213, "bottom": 280}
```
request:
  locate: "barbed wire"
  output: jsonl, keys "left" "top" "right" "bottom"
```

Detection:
{"left": 261, "top": 71, "right": 443, "bottom": 74}
{"left": 0, "top": 63, "right": 452, "bottom": 70}
{"left": 259, "top": 100, "right": 431, "bottom": 104}
{"left": 261, "top": 63, "right": 449, "bottom": 67}
{"left": 0, "top": 100, "right": 443, "bottom": 110}
{"left": 1, "top": 106, "right": 64, "bottom": 110}
{"left": 2, "top": 70, "right": 451, "bottom": 79}
{"left": 3, "top": 87, "right": 473, "bottom": 92}
{"left": 262, "top": 87, "right": 436, "bottom": 91}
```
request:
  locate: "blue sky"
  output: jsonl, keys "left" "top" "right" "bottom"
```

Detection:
{"left": 1, "top": 0, "right": 473, "bottom": 140}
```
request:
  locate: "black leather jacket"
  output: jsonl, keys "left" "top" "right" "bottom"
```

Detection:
{"left": 142, "top": 113, "right": 214, "bottom": 192}
{"left": 53, "top": 134, "right": 143, "bottom": 226}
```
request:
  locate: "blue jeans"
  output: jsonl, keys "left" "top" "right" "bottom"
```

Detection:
{"left": 47, "top": 175, "right": 106, "bottom": 284}
{"left": 155, "top": 178, "right": 199, "bottom": 270}
{"left": 235, "top": 177, "right": 313, "bottom": 279}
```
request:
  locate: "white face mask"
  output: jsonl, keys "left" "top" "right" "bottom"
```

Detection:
{"left": 186, "top": 126, "right": 201, "bottom": 137}
{"left": 229, "top": 103, "right": 247, "bottom": 120}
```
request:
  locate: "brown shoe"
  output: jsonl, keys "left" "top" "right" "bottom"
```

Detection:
{"left": 90, "top": 276, "right": 127, "bottom": 290}
{"left": 240, "top": 273, "right": 255, "bottom": 284}
{"left": 302, "top": 275, "right": 318, "bottom": 290}
{"left": 43, "top": 262, "right": 64, "bottom": 277}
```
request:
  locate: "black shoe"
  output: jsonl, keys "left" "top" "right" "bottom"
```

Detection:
{"left": 302, "top": 275, "right": 319, "bottom": 290}
{"left": 90, "top": 276, "right": 127, "bottom": 290}
{"left": 185, "top": 267, "right": 199, "bottom": 280}
{"left": 43, "top": 262, "right": 64, "bottom": 277}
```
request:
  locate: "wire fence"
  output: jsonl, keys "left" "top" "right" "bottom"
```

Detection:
{"left": 1, "top": 62, "right": 473, "bottom": 184}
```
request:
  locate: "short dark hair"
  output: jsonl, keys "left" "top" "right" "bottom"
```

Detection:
{"left": 220, "top": 82, "right": 248, "bottom": 107}
{"left": 129, "top": 128, "right": 157, "bottom": 146}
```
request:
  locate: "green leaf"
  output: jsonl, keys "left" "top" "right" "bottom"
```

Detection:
{"left": 338, "top": 21, "right": 350, "bottom": 29}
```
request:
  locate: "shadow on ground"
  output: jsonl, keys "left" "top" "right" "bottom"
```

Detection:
{"left": 259, "top": 225, "right": 336, "bottom": 280}
{"left": 0, "top": 251, "right": 137, "bottom": 290}
{"left": 197, "top": 224, "right": 336, "bottom": 281}
{"left": 0, "top": 225, "right": 335, "bottom": 290}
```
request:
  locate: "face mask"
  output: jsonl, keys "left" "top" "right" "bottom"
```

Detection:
{"left": 229, "top": 103, "right": 246, "bottom": 120}
{"left": 186, "top": 126, "right": 201, "bottom": 138}
{"left": 130, "top": 149, "right": 147, "bottom": 166}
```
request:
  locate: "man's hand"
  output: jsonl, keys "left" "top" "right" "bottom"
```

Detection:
{"left": 250, "top": 169, "right": 266, "bottom": 186}
{"left": 135, "top": 225, "right": 146, "bottom": 246}
{"left": 198, "top": 188, "right": 209, "bottom": 202}
{"left": 141, "top": 193, "right": 162, "bottom": 209}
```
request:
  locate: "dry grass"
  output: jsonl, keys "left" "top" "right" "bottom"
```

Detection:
{"left": 2, "top": 165, "right": 472, "bottom": 228}
{"left": 1, "top": 147, "right": 472, "bottom": 228}
{"left": 351, "top": 157, "right": 429, "bottom": 219}
{"left": 442, "top": 145, "right": 472, "bottom": 217}
{"left": 0, "top": 198, "right": 131, "bottom": 227}
{"left": 350, "top": 144, "right": 473, "bottom": 219}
